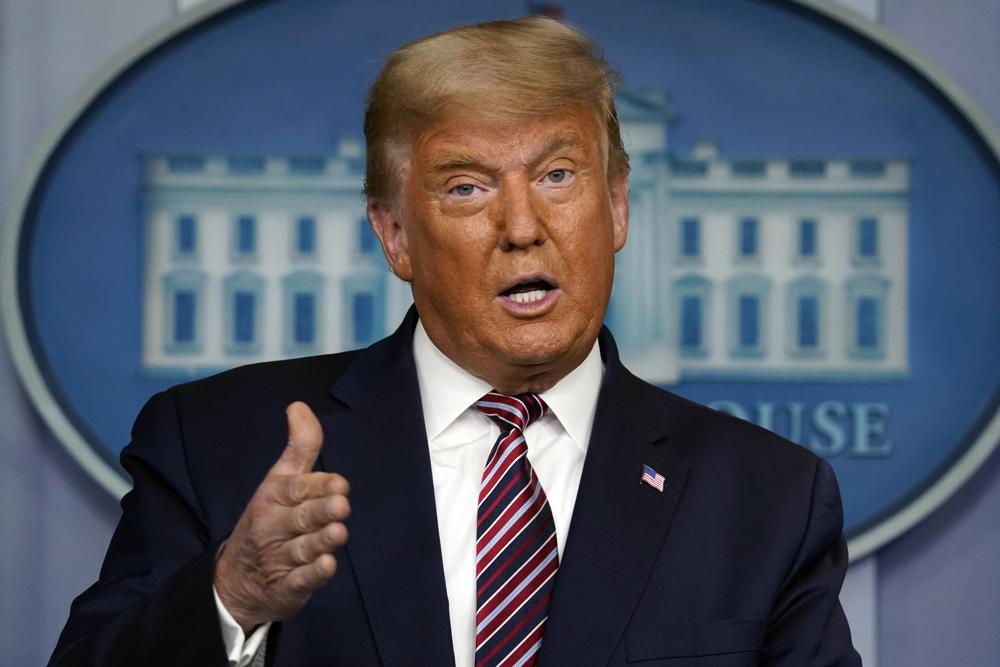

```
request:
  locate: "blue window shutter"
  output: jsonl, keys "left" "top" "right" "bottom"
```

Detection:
{"left": 234, "top": 291, "right": 256, "bottom": 343}
{"left": 174, "top": 291, "right": 196, "bottom": 343}
{"left": 857, "top": 297, "right": 879, "bottom": 348}
{"left": 294, "top": 293, "right": 316, "bottom": 344}
{"left": 740, "top": 218, "right": 758, "bottom": 256}
{"left": 739, "top": 295, "right": 759, "bottom": 347}
{"left": 297, "top": 217, "right": 316, "bottom": 254}
{"left": 237, "top": 216, "right": 256, "bottom": 254}
{"left": 681, "top": 296, "right": 702, "bottom": 347}
{"left": 798, "top": 295, "right": 818, "bottom": 347}
{"left": 799, "top": 219, "right": 816, "bottom": 257}
{"left": 177, "top": 215, "right": 196, "bottom": 254}
{"left": 858, "top": 218, "right": 878, "bottom": 257}
{"left": 358, "top": 219, "right": 377, "bottom": 255}
{"left": 681, "top": 218, "right": 700, "bottom": 256}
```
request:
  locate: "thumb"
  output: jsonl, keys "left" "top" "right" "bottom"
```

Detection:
{"left": 271, "top": 401, "right": 324, "bottom": 475}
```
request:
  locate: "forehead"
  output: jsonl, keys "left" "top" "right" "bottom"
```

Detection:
{"left": 408, "top": 105, "right": 607, "bottom": 171}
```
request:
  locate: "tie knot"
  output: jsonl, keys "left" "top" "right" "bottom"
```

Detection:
{"left": 475, "top": 391, "right": 548, "bottom": 433}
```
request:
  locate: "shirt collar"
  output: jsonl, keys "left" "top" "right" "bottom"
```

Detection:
{"left": 412, "top": 320, "right": 603, "bottom": 452}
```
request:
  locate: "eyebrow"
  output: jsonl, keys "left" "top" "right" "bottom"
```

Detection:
{"left": 426, "top": 131, "right": 588, "bottom": 175}
{"left": 427, "top": 151, "right": 486, "bottom": 174}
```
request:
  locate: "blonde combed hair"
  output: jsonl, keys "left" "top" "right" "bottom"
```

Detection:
{"left": 363, "top": 16, "right": 630, "bottom": 201}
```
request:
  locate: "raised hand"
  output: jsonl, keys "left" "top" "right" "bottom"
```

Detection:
{"left": 213, "top": 401, "right": 350, "bottom": 634}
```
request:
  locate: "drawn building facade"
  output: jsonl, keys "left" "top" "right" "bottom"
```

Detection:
{"left": 141, "top": 91, "right": 909, "bottom": 382}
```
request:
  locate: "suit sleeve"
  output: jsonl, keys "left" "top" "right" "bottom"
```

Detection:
{"left": 762, "top": 458, "right": 863, "bottom": 666}
{"left": 47, "top": 391, "right": 231, "bottom": 667}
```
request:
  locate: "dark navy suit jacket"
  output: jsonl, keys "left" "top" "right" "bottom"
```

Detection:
{"left": 50, "top": 311, "right": 861, "bottom": 665}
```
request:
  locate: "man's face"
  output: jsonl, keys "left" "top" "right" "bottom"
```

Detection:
{"left": 369, "top": 105, "right": 628, "bottom": 393}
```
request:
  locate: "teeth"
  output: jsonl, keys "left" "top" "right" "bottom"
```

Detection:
{"left": 510, "top": 289, "right": 548, "bottom": 304}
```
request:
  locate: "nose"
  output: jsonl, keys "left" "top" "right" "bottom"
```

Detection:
{"left": 496, "top": 178, "right": 547, "bottom": 250}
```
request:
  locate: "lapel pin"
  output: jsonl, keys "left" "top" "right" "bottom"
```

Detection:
{"left": 640, "top": 464, "right": 666, "bottom": 492}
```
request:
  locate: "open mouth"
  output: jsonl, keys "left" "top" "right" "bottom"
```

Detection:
{"left": 499, "top": 275, "right": 559, "bottom": 306}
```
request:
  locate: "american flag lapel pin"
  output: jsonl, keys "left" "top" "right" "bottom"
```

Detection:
{"left": 640, "top": 464, "right": 666, "bottom": 493}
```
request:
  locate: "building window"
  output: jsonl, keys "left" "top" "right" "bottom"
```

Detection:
{"left": 224, "top": 272, "right": 264, "bottom": 354}
{"left": 738, "top": 217, "right": 759, "bottom": 258}
{"left": 786, "top": 277, "right": 826, "bottom": 358}
{"left": 857, "top": 298, "right": 879, "bottom": 349}
{"left": 681, "top": 296, "right": 703, "bottom": 348}
{"left": 282, "top": 271, "right": 324, "bottom": 355}
{"left": 846, "top": 275, "right": 889, "bottom": 359}
{"left": 353, "top": 293, "right": 375, "bottom": 344}
{"left": 167, "top": 155, "right": 205, "bottom": 173}
{"left": 289, "top": 156, "right": 326, "bottom": 174}
{"left": 162, "top": 269, "right": 205, "bottom": 354}
{"left": 680, "top": 217, "right": 700, "bottom": 258}
{"left": 175, "top": 214, "right": 197, "bottom": 257}
{"left": 798, "top": 296, "right": 819, "bottom": 348}
{"left": 234, "top": 215, "right": 257, "bottom": 257}
{"left": 669, "top": 156, "right": 708, "bottom": 177}
{"left": 674, "top": 275, "right": 710, "bottom": 358}
{"left": 342, "top": 273, "right": 385, "bottom": 348}
{"left": 730, "top": 160, "right": 766, "bottom": 178}
{"left": 798, "top": 218, "right": 817, "bottom": 259}
{"left": 727, "top": 274, "right": 770, "bottom": 358}
{"left": 738, "top": 295, "right": 760, "bottom": 348}
{"left": 233, "top": 292, "right": 256, "bottom": 344}
{"left": 849, "top": 159, "right": 886, "bottom": 178}
{"left": 295, "top": 216, "right": 317, "bottom": 256}
{"left": 174, "top": 291, "right": 196, "bottom": 343}
{"left": 855, "top": 217, "right": 879, "bottom": 264}
{"left": 358, "top": 218, "right": 377, "bottom": 256}
{"left": 789, "top": 159, "right": 826, "bottom": 178}
{"left": 228, "top": 156, "right": 265, "bottom": 174}
{"left": 294, "top": 294, "right": 316, "bottom": 344}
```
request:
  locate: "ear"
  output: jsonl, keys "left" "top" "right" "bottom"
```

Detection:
{"left": 367, "top": 198, "right": 413, "bottom": 281}
{"left": 609, "top": 173, "right": 629, "bottom": 252}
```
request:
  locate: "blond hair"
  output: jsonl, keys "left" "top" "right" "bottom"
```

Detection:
{"left": 363, "top": 16, "right": 630, "bottom": 201}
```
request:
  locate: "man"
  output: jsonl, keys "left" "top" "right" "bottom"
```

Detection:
{"left": 50, "top": 17, "right": 860, "bottom": 667}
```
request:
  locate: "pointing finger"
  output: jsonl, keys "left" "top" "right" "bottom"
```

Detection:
{"left": 271, "top": 402, "right": 324, "bottom": 476}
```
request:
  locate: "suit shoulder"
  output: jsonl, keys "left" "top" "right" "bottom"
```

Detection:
{"left": 632, "top": 373, "right": 820, "bottom": 475}
{"left": 165, "top": 350, "right": 362, "bottom": 410}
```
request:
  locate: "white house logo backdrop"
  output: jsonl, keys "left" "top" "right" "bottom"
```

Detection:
{"left": 4, "top": 0, "right": 1000, "bottom": 560}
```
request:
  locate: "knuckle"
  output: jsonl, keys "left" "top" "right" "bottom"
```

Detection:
{"left": 246, "top": 522, "right": 270, "bottom": 549}
{"left": 289, "top": 477, "right": 308, "bottom": 503}
{"left": 292, "top": 538, "right": 309, "bottom": 565}
{"left": 291, "top": 506, "right": 309, "bottom": 534}
{"left": 288, "top": 574, "right": 309, "bottom": 594}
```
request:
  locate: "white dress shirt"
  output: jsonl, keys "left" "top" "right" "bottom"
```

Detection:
{"left": 218, "top": 320, "right": 604, "bottom": 667}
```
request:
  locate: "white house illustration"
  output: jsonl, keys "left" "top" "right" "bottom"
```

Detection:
{"left": 140, "top": 90, "right": 909, "bottom": 383}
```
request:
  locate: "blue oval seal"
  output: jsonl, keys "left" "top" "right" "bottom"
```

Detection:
{"left": 3, "top": 0, "right": 999, "bottom": 560}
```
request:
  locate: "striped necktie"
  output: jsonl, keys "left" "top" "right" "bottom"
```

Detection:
{"left": 474, "top": 391, "right": 559, "bottom": 667}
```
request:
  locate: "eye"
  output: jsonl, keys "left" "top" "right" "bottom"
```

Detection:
{"left": 451, "top": 183, "right": 477, "bottom": 197}
{"left": 545, "top": 169, "right": 570, "bottom": 184}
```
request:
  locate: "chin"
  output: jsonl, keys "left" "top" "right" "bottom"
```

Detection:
{"left": 497, "top": 327, "right": 577, "bottom": 367}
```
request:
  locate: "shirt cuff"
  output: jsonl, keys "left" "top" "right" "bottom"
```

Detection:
{"left": 214, "top": 586, "right": 271, "bottom": 667}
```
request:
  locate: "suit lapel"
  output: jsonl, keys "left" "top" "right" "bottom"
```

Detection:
{"left": 539, "top": 331, "right": 690, "bottom": 666}
{"left": 315, "top": 311, "right": 456, "bottom": 667}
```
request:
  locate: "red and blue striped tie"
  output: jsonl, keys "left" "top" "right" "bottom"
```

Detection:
{"left": 474, "top": 392, "right": 559, "bottom": 667}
